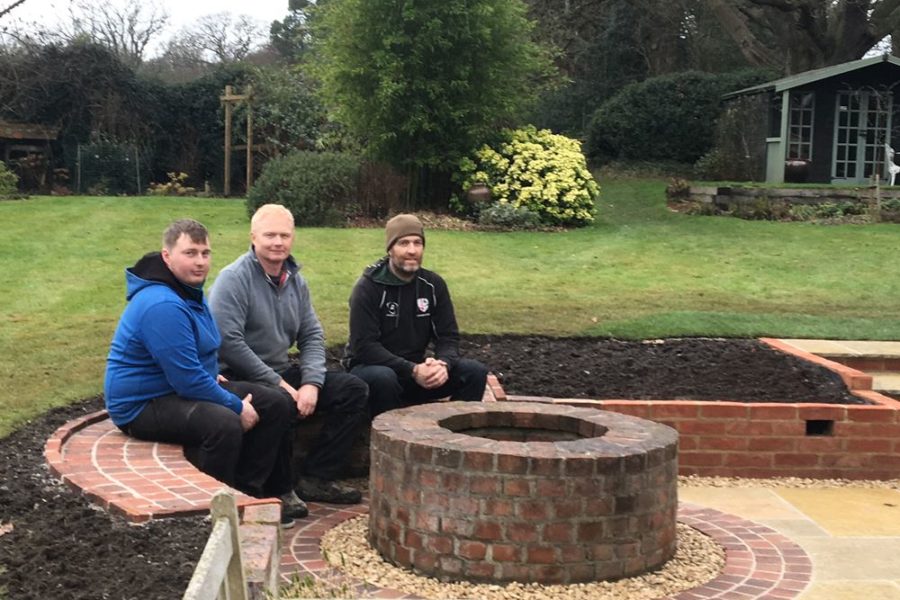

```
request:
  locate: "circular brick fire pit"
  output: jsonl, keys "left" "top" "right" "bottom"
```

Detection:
{"left": 368, "top": 401, "right": 679, "bottom": 584}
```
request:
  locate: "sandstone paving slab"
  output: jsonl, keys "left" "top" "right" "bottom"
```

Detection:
{"left": 871, "top": 372, "right": 900, "bottom": 393}
{"left": 798, "top": 581, "right": 900, "bottom": 600}
{"left": 679, "top": 487, "right": 809, "bottom": 521}
{"left": 793, "top": 537, "right": 900, "bottom": 580}
{"left": 774, "top": 488, "right": 900, "bottom": 537}
{"left": 779, "top": 340, "right": 863, "bottom": 357}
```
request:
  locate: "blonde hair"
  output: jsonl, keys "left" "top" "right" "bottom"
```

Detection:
{"left": 250, "top": 204, "right": 294, "bottom": 231}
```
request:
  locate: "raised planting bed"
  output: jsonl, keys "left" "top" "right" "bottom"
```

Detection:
{"left": 461, "top": 336, "right": 900, "bottom": 480}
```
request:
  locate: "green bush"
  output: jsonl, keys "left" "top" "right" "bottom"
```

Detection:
{"left": 247, "top": 151, "right": 361, "bottom": 227}
{"left": 478, "top": 202, "right": 542, "bottom": 229}
{"left": 586, "top": 69, "right": 772, "bottom": 164}
{"left": 0, "top": 161, "right": 19, "bottom": 195}
{"left": 453, "top": 126, "right": 598, "bottom": 227}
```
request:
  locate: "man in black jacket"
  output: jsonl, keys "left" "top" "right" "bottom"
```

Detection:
{"left": 344, "top": 214, "right": 489, "bottom": 417}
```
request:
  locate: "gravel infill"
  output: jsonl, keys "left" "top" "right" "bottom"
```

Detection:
{"left": 307, "top": 516, "right": 724, "bottom": 600}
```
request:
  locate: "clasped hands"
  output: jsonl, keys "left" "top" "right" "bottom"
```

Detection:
{"left": 412, "top": 357, "right": 449, "bottom": 389}
{"left": 217, "top": 373, "right": 259, "bottom": 432}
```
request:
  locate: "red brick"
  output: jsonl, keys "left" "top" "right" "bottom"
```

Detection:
{"left": 543, "top": 522, "right": 574, "bottom": 543}
{"left": 748, "top": 438, "right": 795, "bottom": 452}
{"left": 847, "top": 407, "right": 898, "bottom": 422}
{"left": 518, "top": 501, "right": 549, "bottom": 520}
{"left": 678, "top": 435, "right": 699, "bottom": 451}
{"left": 441, "top": 471, "right": 467, "bottom": 492}
{"left": 794, "top": 437, "right": 844, "bottom": 453}
{"left": 473, "top": 521, "right": 502, "bottom": 541}
{"left": 470, "top": 475, "right": 500, "bottom": 495}
{"left": 407, "top": 444, "right": 434, "bottom": 464}
{"left": 504, "top": 479, "right": 531, "bottom": 496}
{"left": 496, "top": 454, "right": 528, "bottom": 474}
{"left": 724, "top": 421, "right": 775, "bottom": 435}
{"left": 527, "top": 546, "right": 557, "bottom": 564}
{"left": 482, "top": 497, "right": 515, "bottom": 517}
{"left": 651, "top": 403, "right": 700, "bottom": 419}
{"left": 417, "top": 468, "right": 440, "bottom": 487}
{"left": 426, "top": 534, "right": 453, "bottom": 554}
{"left": 723, "top": 452, "right": 773, "bottom": 468}
{"left": 555, "top": 499, "right": 583, "bottom": 519}
{"left": 771, "top": 421, "right": 804, "bottom": 436}
{"left": 463, "top": 451, "right": 495, "bottom": 471}
{"left": 507, "top": 522, "right": 539, "bottom": 543}
{"left": 750, "top": 405, "right": 799, "bottom": 420}
{"left": 465, "top": 562, "right": 497, "bottom": 580}
{"left": 847, "top": 438, "right": 893, "bottom": 453}
{"left": 699, "top": 404, "right": 749, "bottom": 419}
{"left": 577, "top": 521, "right": 605, "bottom": 542}
{"left": 677, "top": 420, "right": 729, "bottom": 435}
{"left": 798, "top": 406, "right": 847, "bottom": 421}
{"left": 405, "top": 530, "right": 424, "bottom": 549}
{"left": 703, "top": 437, "right": 749, "bottom": 451}
{"left": 458, "top": 541, "right": 487, "bottom": 560}
{"left": 536, "top": 479, "right": 566, "bottom": 497}
{"left": 490, "top": 543, "right": 520, "bottom": 562}
{"left": 412, "top": 551, "right": 436, "bottom": 571}
{"left": 774, "top": 453, "right": 819, "bottom": 467}
{"left": 679, "top": 452, "right": 724, "bottom": 467}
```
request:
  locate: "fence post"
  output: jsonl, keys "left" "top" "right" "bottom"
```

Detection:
{"left": 183, "top": 490, "right": 248, "bottom": 600}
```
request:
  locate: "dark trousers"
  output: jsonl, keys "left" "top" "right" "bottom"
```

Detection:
{"left": 280, "top": 368, "right": 368, "bottom": 481}
{"left": 121, "top": 381, "right": 295, "bottom": 498}
{"left": 351, "top": 358, "right": 489, "bottom": 418}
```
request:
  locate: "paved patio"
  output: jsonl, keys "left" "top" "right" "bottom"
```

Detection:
{"left": 44, "top": 339, "right": 900, "bottom": 598}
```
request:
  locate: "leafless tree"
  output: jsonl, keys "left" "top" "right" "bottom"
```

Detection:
{"left": 8, "top": 0, "right": 168, "bottom": 66}
{"left": 0, "top": 0, "right": 29, "bottom": 20}
{"left": 705, "top": 0, "right": 900, "bottom": 73}
{"left": 162, "top": 12, "right": 267, "bottom": 66}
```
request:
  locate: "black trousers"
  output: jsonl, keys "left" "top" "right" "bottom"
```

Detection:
{"left": 350, "top": 358, "right": 489, "bottom": 418}
{"left": 280, "top": 367, "right": 368, "bottom": 481}
{"left": 121, "top": 380, "right": 295, "bottom": 499}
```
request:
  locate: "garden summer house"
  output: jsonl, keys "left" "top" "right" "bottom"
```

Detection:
{"left": 724, "top": 54, "right": 900, "bottom": 185}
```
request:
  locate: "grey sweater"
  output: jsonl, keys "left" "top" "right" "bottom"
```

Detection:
{"left": 208, "top": 249, "right": 326, "bottom": 387}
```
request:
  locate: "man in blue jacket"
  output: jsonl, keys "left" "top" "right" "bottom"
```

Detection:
{"left": 105, "top": 219, "right": 307, "bottom": 525}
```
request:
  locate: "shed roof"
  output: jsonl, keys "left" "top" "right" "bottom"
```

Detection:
{"left": 724, "top": 54, "right": 900, "bottom": 99}
{"left": 0, "top": 120, "right": 57, "bottom": 141}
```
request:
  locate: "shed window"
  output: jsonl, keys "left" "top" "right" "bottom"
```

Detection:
{"left": 788, "top": 92, "right": 814, "bottom": 160}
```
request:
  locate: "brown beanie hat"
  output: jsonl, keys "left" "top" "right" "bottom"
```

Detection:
{"left": 385, "top": 214, "right": 425, "bottom": 251}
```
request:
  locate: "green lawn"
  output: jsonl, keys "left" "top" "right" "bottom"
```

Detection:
{"left": 2, "top": 180, "right": 899, "bottom": 437}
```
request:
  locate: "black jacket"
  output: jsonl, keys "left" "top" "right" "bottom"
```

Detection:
{"left": 344, "top": 257, "right": 460, "bottom": 377}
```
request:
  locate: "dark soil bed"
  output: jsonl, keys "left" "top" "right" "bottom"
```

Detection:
{"left": 0, "top": 336, "right": 861, "bottom": 598}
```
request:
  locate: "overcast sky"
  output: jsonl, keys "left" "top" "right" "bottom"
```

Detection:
{"left": 5, "top": 0, "right": 291, "bottom": 40}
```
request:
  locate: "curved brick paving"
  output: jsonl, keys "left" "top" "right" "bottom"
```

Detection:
{"left": 279, "top": 502, "right": 812, "bottom": 599}
{"left": 44, "top": 410, "right": 270, "bottom": 522}
{"left": 47, "top": 411, "right": 812, "bottom": 598}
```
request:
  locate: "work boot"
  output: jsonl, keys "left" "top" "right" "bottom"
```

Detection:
{"left": 295, "top": 476, "right": 362, "bottom": 504}
{"left": 279, "top": 490, "right": 309, "bottom": 519}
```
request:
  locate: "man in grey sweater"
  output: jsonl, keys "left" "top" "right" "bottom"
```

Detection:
{"left": 209, "top": 204, "right": 367, "bottom": 508}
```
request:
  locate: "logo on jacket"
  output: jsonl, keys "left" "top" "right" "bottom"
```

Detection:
{"left": 417, "top": 298, "right": 429, "bottom": 313}
{"left": 385, "top": 301, "right": 399, "bottom": 317}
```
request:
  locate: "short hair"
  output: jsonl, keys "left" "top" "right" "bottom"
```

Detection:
{"left": 163, "top": 219, "right": 209, "bottom": 249}
{"left": 250, "top": 204, "right": 294, "bottom": 231}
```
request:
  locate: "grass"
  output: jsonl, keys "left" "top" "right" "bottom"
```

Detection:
{"left": 1, "top": 180, "right": 900, "bottom": 437}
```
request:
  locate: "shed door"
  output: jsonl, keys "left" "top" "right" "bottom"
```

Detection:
{"left": 832, "top": 91, "right": 893, "bottom": 182}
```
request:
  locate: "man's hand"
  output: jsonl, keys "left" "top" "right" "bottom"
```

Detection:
{"left": 239, "top": 394, "right": 259, "bottom": 431}
{"left": 295, "top": 384, "right": 319, "bottom": 418}
{"left": 413, "top": 358, "right": 449, "bottom": 389}
{"left": 216, "top": 374, "right": 229, "bottom": 383}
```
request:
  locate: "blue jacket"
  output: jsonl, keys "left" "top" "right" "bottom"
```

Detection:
{"left": 104, "top": 252, "right": 243, "bottom": 426}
